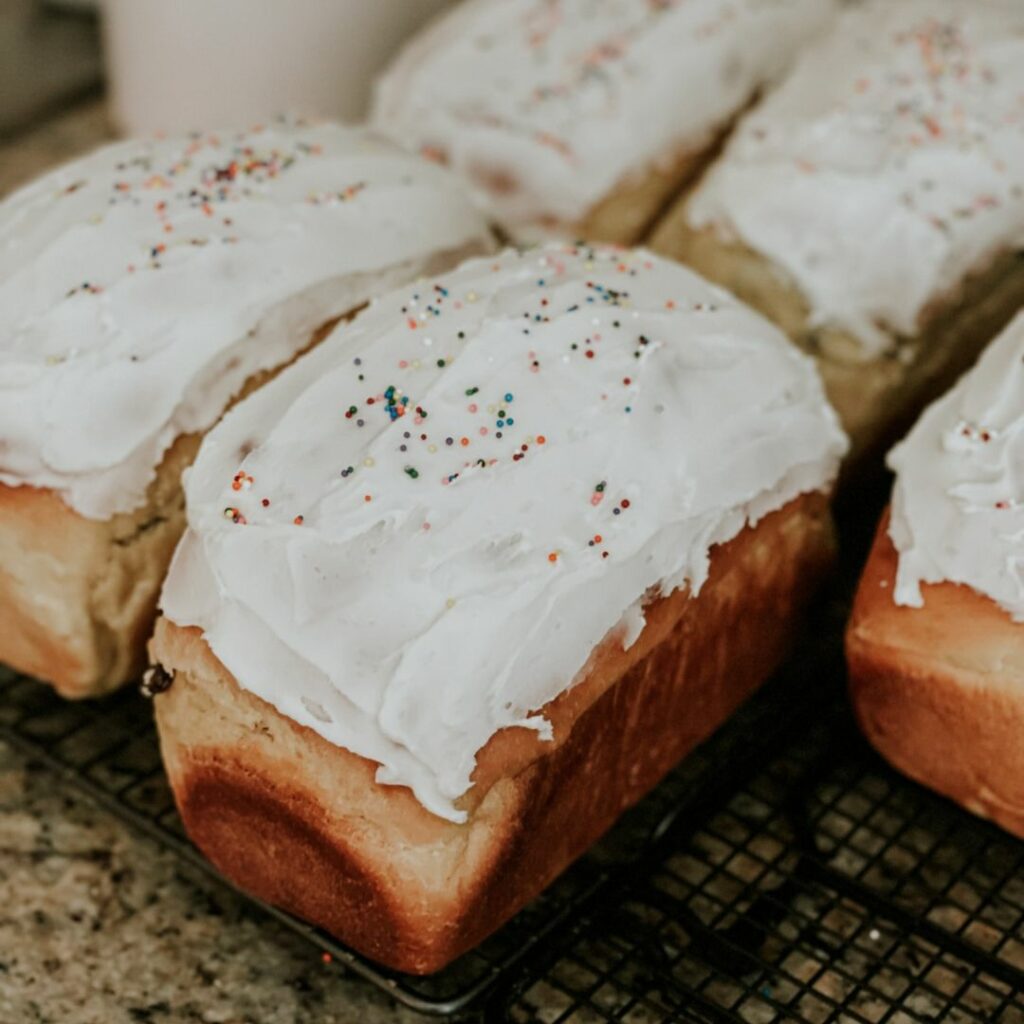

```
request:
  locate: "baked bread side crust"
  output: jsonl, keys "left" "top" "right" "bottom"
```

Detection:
{"left": 568, "top": 121, "right": 741, "bottom": 245}
{"left": 846, "top": 510, "right": 1024, "bottom": 839}
{"left": 447, "top": 115, "right": 743, "bottom": 247}
{"left": 648, "top": 216, "right": 1024, "bottom": 468}
{"left": 150, "top": 491, "right": 834, "bottom": 973}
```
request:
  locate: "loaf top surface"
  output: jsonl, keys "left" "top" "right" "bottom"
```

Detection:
{"left": 371, "top": 0, "right": 837, "bottom": 237}
{"left": 889, "top": 310, "right": 1024, "bottom": 622}
{"left": 161, "top": 243, "right": 847, "bottom": 821}
{"left": 0, "top": 120, "right": 492, "bottom": 519}
{"left": 687, "top": 0, "right": 1024, "bottom": 356}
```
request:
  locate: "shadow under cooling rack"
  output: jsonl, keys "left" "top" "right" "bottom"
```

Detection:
{"left": 1, "top": 645, "right": 1023, "bottom": 1022}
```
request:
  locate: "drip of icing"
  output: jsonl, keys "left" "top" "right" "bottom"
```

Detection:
{"left": 372, "top": 0, "right": 838, "bottom": 235}
{"left": 161, "top": 244, "right": 847, "bottom": 822}
{"left": 889, "top": 311, "right": 1024, "bottom": 621}
{"left": 687, "top": 0, "right": 1024, "bottom": 356}
{"left": 0, "top": 119, "right": 493, "bottom": 519}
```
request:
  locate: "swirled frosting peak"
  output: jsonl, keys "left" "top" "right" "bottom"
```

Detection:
{"left": 372, "top": 0, "right": 838, "bottom": 235}
{"left": 687, "top": 0, "right": 1024, "bottom": 355}
{"left": 889, "top": 311, "right": 1024, "bottom": 621}
{"left": 161, "top": 244, "right": 846, "bottom": 821}
{"left": 0, "top": 119, "right": 493, "bottom": 519}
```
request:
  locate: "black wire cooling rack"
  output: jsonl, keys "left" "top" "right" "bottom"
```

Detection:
{"left": 2, "top": 592, "right": 1023, "bottom": 1022}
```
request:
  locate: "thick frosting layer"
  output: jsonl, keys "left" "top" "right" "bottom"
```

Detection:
{"left": 889, "top": 311, "right": 1024, "bottom": 621}
{"left": 687, "top": 0, "right": 1024, "bottom": 356}
{"left": 161, "top": 244, "right": 847, "bottom": 821}
{"left": 372, "top": 0, "right": 837, "bottom": 235}
{"left": 0, "top": 120, "right": 493, "bottom": 519}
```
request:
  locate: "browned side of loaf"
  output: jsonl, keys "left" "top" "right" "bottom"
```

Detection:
{"left": 573, "top": 127, "right": 737, "bottom": 246}
{"left": 0, "top": 433, "right": 201, "bottom": 698}
{"left": 0, "top": 317, "right": 343, "bottom": 699}
{"left": 846, "top": 510, "right": 1024, "bottom": 840}
{"left": 435, "top": 119, "right": 740, "bottom": 247}
{"left": 648, "top": 213, "right": 1024, "bottom": 471}
{"left": 151, "top": 491, "right": 834, "bottom": 974}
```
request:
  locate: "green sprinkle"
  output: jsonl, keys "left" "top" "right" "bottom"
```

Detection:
{"left": 404, "top": 466, "right": 420, "bottom": 479}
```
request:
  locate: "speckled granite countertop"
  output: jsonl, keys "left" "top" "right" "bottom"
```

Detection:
{"left": 0, "top": 738, "right": 424, "bottom": 1024}
{"left": 0, "top": 103, "right": 424, "bottom": 1024}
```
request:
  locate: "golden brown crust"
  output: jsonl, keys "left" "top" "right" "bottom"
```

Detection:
{"left": 571, "top": 129, "right": 735, "bottom": 246}
{"left": 433, "top": 117, "right": 741, "bottom": 247}
{"left": 846, "top": 510, "right": 1024, "bottom": 840}
{"left": 648, "top": 214, "right": 1024, "bottom": 470}
{"left": 0, "top": 433, "right": 200, "bottom": 698}
{"left": 151, "top": 491, "right": 835, "bottom": 973}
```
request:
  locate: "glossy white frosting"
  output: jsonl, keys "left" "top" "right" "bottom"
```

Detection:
{"left": 889, "top": 311, "right": 1024, "bottom": 621}
{"left": 161, "top": 244, "right": 847, "bottom": 821}
{"left": 687, "top": 0, "right": 1024, "bottom": 356}
{"left": 371, "top": 0, "right": 838, "bottom": 236}
{"left": 0, "top": 120, "right": 493, "bottom": 519}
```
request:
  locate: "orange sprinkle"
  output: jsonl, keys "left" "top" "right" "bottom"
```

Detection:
{"left": 548, "top": 552, "right": 558, "bottom": 563}
{"left": 665, "top": 300, "right": 676, "bottom": 310}
{"left": 364, "top": 494, "right": 372, "bottom": 503}
{"left": 460, "top": 437, "right": 470, "bottom": 447}
{"left": 294, "top": 515, "right": 304, "bottom": 525}
{"left": 536, "top": 435, "right": 546, "bottom": 445}
{"left": 321, "top": 952, "right": 333, "bottom": 964}
{"left": 594, "top": 534, "right": 603, "bottom": 544}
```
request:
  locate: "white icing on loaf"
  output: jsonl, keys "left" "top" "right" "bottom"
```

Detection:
{"left": 889, "top": 311, "right": 1024, "bottom": 621}
{"left": 0, "top": 120, "right": 493, "bottom": 519}
{"left": 371, "top": 0, "right": 838, "bottom": 236}
{"left": 161, "top": 244, "right": 847, "bottom": 821}
{"left": 687, "top": 0, "right": 1024, "bottom": 356}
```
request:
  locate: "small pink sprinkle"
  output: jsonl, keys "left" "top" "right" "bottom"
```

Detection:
{"left": 422, "top": 521, "right": 432, "bottom": 530}
{"left": 399, "top": 360, "right": 408, "bottom": 369}
{"left": 479, "top": 427, "right": 488, "bottom": 436}
{"left": 468, "top": 403, "right": 478, "bottom": 413}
